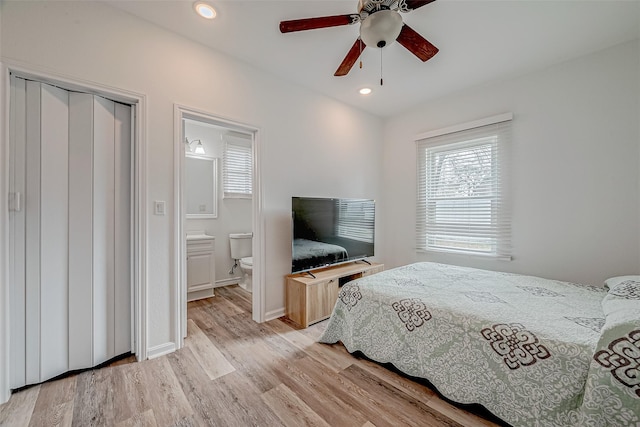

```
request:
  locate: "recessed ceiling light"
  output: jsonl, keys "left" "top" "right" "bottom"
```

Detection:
{"left": 359, "top": 88, "right": 372, "bottom": 95}
{"left": 194, "top": 2, "right": 216, "bottom": 19}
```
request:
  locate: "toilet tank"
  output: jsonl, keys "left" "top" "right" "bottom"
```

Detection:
{"left": 229, "top": 233, "right": 252, "bottom": 259}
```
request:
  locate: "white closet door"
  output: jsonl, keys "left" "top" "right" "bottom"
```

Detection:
{"left": 93, "top": 96, "right": 116, "bottom": 365}
{"left": 114, "top": 103, "right": 132, "bottom": 356}
{"left": 68, "top": 92, "right": 94, "bottom": 370}
{"left": 39, "top": 84, "right": 70, "bottom": 381}
{"left": 8, "top": 75, "right": 26, "bottom": 387}
{"left": 24, "top": 80, "right": 42, "bottom": 385}
{"left": 9, "top": 76, "right": 132, "bottom": 388}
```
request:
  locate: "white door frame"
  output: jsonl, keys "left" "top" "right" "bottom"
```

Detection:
{"left": 0, "top": 61, "right": 148, "bottom": 403}
{"left": 173, "top": 104, "right": 264, "bottom": 346}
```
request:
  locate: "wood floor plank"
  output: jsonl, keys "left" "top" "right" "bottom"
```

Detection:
{"left": 205, "top": 292, "right": 245, "bottom": 317}
{"left": 273, "top": 356, "right": 371, "bottom": 427}
{"left": 266, "top": 318, "right": 354, "bottom": 372}
{"left": 138, "top": 357, "right": 194, "bottom": 426}
{"left": 292, "top": 356, "right": 413, "bottom": 427}
{"left": 350, "top": 353, "right": 439, "bottom": 403}
{"left": 114, "top": 409, "right": 158, "bottom": 427}
{"left": 168, "top": 346, "right": 283, "bottom": 426}
{"left": 210, "top": 331, "right": 290, "bottom": 394}
{"left": 181, "top": 305, "right": 217, "bottom": 331}
{"left": 350, "top": 353, "right": 501, "bottom": 427}
{"left": 213, "top": 370, "right": 284, "bottom": 426}
{"left": 111, "top": 361, "right": 154, "bottom": 424}
{"left": 0, "top": 384, "right": 40, "bottom": 427}
{"left": 166, "top": 347, "right": 238, "bottom": 426}
{"left": 261, "top": 383, "right": 330, "bottom": 427}
{"left": 199, "top": 314, "right": 299, "bottom": 394}
{"left": 340, "top": 363, "right": 463, "bottom": 427}
{"left": 72, "top": 368, "right": 117, "bottom": 427}
{"left": 284, "top": 316, "right": 327, "bottom": 341}
{"left": 215, "top": 285, "right": 251, "bottom": 313}
{"left": 28, "top": 375, "right": 76, "bottom": 427}
{"left": 185, "top": 319, "right": 235, "bottom": 380}
{"left": 189, "top": 296, "right": 243, "bottom": 330}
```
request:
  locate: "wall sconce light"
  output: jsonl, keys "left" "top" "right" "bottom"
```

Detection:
{"left": 193, "top": 140, "right": 206, "bottom": 154}
{"left": 185, "top": 138, "right": 206, "bottom": 154}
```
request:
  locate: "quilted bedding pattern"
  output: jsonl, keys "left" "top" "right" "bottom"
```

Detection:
{"left": 319, "top": 262, "right": 640, "bottom": 426}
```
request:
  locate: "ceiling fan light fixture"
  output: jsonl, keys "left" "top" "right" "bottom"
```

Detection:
{"left": 359, "top": 10, "right": 403, "bottom": 48}
{"left": 194, "top": 1, "right": 217, "bottom": 19}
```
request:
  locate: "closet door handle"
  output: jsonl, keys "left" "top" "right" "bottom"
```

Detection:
{"left": 9, "top": 192, "right": 21, "bottom": 212}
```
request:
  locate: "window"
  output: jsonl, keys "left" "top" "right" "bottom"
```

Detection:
{"left": 223, "top": 134, "right": 252, "bottom": 198}
{"left": 416, "top": 115, "right": 512, "bottom": 258}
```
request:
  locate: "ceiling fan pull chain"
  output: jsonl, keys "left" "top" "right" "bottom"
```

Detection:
{"left": 360, "top": 38, "right": 363, "bottom": 69}
{"left": 380, "top": 48, "right": 384, "bottom": 86}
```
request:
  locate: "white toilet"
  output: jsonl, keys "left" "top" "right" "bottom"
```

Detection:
{"left": 229, "top": 232, "right": 253, "bottom": 292}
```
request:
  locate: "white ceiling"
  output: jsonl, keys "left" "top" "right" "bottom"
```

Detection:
{"left": 108, "top": 0, "right": 640, "bottom": 118}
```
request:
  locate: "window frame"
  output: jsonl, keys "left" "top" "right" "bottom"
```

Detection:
{"left": 415, "top": 113, "right": 512, "bottom": 260}
{"left": 222, "top": 134, "right": 253, "bottom": 199}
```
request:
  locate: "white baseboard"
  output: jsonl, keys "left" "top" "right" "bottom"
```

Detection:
{"left": 214, "top": 278, "right": 241, "bottom": 288}
{"left": 147, "top": 342, "right": 176, "bottom": 359}
{"left": 265, "top": 307, "right": 285, "bottom": 322}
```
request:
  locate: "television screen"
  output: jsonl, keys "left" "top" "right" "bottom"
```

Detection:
{"left": 291, "top": 197, "right": 375, "bottom": 273}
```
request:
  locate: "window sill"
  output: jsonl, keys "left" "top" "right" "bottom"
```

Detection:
{"left": 417, "top": 248, "right": 512, "bottom": 262}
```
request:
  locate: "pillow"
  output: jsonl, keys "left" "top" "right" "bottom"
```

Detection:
{"left": 603, "top": 275, "right": 640, "bottom": 300}
{"left": 604, "top": 275, "right": 640, "bottom": 290}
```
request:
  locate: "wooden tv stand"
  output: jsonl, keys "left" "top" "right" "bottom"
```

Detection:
{"left": 285, "top": 261, "right": 384, "bottom": 328}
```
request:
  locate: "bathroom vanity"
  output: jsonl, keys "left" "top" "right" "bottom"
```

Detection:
{"left": 186, "top": 233, "right": 216, "bottom": 301}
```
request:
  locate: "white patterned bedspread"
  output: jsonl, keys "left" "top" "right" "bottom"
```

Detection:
{"left": 319, "top": 262, "right": 640, "bottom": 426}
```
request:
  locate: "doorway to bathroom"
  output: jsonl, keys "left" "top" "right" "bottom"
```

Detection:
{"left": 174, "top": 105, "right": 262, "bottom": 343}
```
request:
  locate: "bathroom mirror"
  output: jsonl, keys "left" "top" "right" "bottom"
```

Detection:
{"left": 185, "top": 154, "right": 218, "bottom": 219}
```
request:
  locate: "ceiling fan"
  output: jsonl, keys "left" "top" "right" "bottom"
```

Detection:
{"left": 279, "top": 0, "right": 439, "bottom": 77}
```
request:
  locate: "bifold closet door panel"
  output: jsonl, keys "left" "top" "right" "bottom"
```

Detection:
{"left": 68, "top": 92, "right": 94, "bottom": 370}
{"left": 24, "top": 80, "right": 42, "bottom": 385}
{"left": 9, "top": 76, "right": 26, "bottom": 388}
{"left": 114, "top": 102, "right": 132, "bottom": 357}
{"left": 93, "top": 96, "right": 116, "bottom": 366}
{"left": 38, "top": 83, "right": 70, "bottom": 381}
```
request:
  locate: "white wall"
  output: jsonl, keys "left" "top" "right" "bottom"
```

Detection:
{"left": 0, "top": 0, "right": 383, "bottom": 396}
{"left": 382, "top": 40, "right": 640, "bottom": 286}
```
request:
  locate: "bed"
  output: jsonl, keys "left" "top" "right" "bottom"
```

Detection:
{"left": 292, "top": 238, "right": 348, "bottom": 272}
{"left": 319, "top": 262, "right": 640, "bottom": 426}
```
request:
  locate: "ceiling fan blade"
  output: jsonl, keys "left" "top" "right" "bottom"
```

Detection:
{"left": 280, "top": 14, "right": 359, "bottom": 33}
{"left": 334, "top": 39, "right": 366, "bottom": 76}
{"left": 396, "top": 24, "right": 439, "bottom": 62}
{"left": 400, "top": 0, "right": 436, "bottom": 12}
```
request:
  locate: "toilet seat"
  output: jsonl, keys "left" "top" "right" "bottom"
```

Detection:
{"left": 240, "top": 256, "right": 253, "bottom": 268}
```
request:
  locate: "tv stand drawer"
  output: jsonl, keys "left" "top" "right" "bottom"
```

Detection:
{"left": 285, "top": 261, "right": 383, "bottom": 328}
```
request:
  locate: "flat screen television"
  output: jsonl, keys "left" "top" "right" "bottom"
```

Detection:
{"left": 291, "top": 197, "right": 375, "bottom": 274}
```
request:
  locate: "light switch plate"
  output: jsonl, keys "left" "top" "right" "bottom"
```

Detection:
{"left": 154, "top": 200, "right": 166, "bottom": 215}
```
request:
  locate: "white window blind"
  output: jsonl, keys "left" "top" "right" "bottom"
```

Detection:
{"left": 416, "top": 116, "right": 511, "bottom": 259}
{"left": 335, "top": 199, "right": 375, "bottom": 243}
{"left": 223, "top": 135, "right": 252, "bottom": 198}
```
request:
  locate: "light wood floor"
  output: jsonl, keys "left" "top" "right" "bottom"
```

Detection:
{"left": 0, "top": 285, "right": 505, "bottom": 427}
